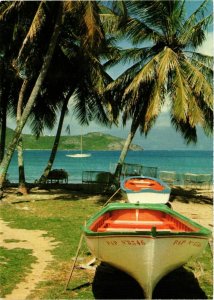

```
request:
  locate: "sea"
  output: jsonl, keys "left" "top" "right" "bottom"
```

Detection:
{"left": 7, "top": 150, "right": 213, "bottom": 183}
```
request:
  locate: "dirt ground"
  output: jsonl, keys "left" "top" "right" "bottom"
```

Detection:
{"left": 0, "top": 186, "right": 213, "bottom": 300}
{"left": 0, "top": 218, "right": 59, "bottom": 300}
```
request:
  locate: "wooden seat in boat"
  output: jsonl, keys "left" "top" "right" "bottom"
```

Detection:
{"left": 97, "top": 220, "right": 180, "bottom": 232}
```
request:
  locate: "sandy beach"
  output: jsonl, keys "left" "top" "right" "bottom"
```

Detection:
{"left": 2, "top": 185, "right": 213, "bottom": 228}
{"left": 1, "top": 184, "right": 213, "bottom": 229}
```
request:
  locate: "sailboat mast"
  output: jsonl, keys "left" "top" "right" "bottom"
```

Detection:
{"left": 80, "top": 135, "right": 83, "bottom": 155}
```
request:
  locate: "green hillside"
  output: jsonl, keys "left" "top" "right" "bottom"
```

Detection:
{"left": 5, "top": 128, "right": 143, "bottom": 151}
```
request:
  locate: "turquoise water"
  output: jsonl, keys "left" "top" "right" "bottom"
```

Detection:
{"left": 7, "top": 150, "right": 213, "bottom": 183}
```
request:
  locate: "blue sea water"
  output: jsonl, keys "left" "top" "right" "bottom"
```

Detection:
{"left": 7, "top": 150, "right": 213, "bottom": 183}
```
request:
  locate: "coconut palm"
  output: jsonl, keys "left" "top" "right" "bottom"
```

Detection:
{"left": 0, "top": 1, "right": 64, "bottom": 194}
{"left": 16, "top": 80, "right": 29, "bottom": 194}
{"left": 0, "top": 0, "right": 114, "bottom": 193}
{"left": 0, "top": 1, "right": 46, "bottom": 189}
{"left": 0, "top": 2, "right": 23, "bottom": 163}
{"left": 105, "top": 0, "right": 213, "bottom": 177}
{"left": 38, "top": 2, "right": 114, "bottom": 183}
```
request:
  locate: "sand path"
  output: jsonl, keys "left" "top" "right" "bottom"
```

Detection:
{"left": 172, "top": 201, "right": 213, "bottom": 229}
{"left": 0, "top": 218, "right": 58, "bottom": 300}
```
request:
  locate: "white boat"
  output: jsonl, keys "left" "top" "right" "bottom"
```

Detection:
{"left": 121, "top": 176, "right": 171, "bottom": 204}
{"left": 84, "top": 203, "right": 211, "bottom": 299}
{"left": 66, "top": 135, "right": 91, "bottom": 158}
{"left": 66, "top": 153, "right": 91, "bottom": 158}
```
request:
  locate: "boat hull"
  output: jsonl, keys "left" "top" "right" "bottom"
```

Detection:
{"left": 84, "top": 203, "right": 211, "bottom": 299}
{"left": 121, "top": 176, "right": 171, "bottom": 204}
{"left": 126, "top": 192, "right": 170, "bottom": 204}
{"left": 86, "top": 233, "right": 208, "bottom": 298}
{"left": 66, "top": 153, "right": 91, "bottom": 158}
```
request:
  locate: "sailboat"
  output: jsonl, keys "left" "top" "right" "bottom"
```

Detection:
{"left": 66, "top": 135, "right": 91, "bottom": 158}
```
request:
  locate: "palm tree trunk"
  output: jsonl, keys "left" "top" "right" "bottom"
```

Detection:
{"left": 114, "top": 122, "right": 139, "bottom": 179}
{"left": 0, "top": 59, "right": 6, "bottom": 163}
{"left": 38, "top": 92, "right": 72, "bottom": 184}
{"left": 17, "top": 137, "right": 26, "bottom": 192}
{"left": 0, "top": 98, "right": 7, "bottom": 164}
{"left": 17, "top": 80, "right": 29, "bottom": 195}
{"left": 0, "top": 2, "right": 63, "bottom": 195}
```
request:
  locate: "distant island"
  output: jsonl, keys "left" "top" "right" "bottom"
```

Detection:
{"left": 5, "top": 128, "right": 143, "bottom": 151}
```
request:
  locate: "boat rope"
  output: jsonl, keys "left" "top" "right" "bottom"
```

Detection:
{"left": 103, "top": 187, "right": 121, "bottom": 207}
{"left": 64, "top": 222, "right": 85, "bottom": 291}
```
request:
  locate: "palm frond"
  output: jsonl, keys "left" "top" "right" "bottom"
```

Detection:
{"left": 123, "top": 56, "right": 156, "bottom": 98}
{"left": 170, "top": 64, "right": 189, "bottom": 122}
{"left": 200, "top": 103, "right": 213, "bottom": 136}
{"left": 122, "top": 47, "right": 175, "bottom": 99}
{"left": 186, "top": 94, "right": 204, "bottom": 127}
{"left": 0, "top": 1, "right": 22, "bottom": 21}
{"left": 182, "top": 0, "right": 210, "bottom": 29}
{"left": 120, "top": 16, "right": 161, "bottom": 45}
{"left": 183, "top": 58, "right": 213, "bottom": 107}
{"left": 143, "top": 48, "right": 178, "bottom": 122}
{"left": 144, "top": 87, "right": 162, "bottom": 125}
{"left": 99, "top": 4, "right": 122, "bottom": 34}
{"left": 189, "top": 15, "right": 212, "bottom": 48}
{"left": 104, "top": 47, "right": 151, "bottom": 70}
{"left": 82, "top": 1, "right": 104, "bottom": 50}
{"left": 63, "top": 1, "right": 76, "bottom": 13}
{"left": 171, "top": 115, "right": 197, "bottom": 144}
{"left": 181, "top": 9, "right": 212, "bottom": 47}
{"left": 187, "top": 51, "right": 213, "bottom": 69}
{"left": 29, "top": 99, "right": 59, "bottom": 137}
{"left": 18, "top": 1, "right": 45, "bottom": 48}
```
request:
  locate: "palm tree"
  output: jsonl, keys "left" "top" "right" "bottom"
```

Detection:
{"left": 0, "top": 1, "right": 38, "bottom": 187}
{"left": 38, "top": 1, "right": 114, "bottom": 183}
{"left": 16, "top": 80, "right": 29, "bottom": 194}
{"left": 0, "top": 0, "right": 115, "bottom": 194}
{"left": 105, "top": 0, "right": 213, "bottom": 178}
{"left": 0, "top": 5, "right": 22, "bottom": 163}
{"left": 38, "top": 92, "right": 72, "bottom": 184}
{"left": 0, "top": 1, "right": 64, "bottom": 194}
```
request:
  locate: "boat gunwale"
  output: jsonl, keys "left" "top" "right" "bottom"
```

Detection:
{"left": 83, "top": 203, "right": 211, "bottom": 237}
{"left": 120, "top": 176, "right": 171, "bottom": 194}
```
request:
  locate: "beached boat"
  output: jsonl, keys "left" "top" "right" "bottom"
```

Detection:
{"left": 121, "top": 176, "right": 171, "bottom": 204}
{"left": 84, "top": 203, "right": 211, "bottom": 299}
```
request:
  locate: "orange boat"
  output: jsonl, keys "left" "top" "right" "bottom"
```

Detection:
{"left": 84, "top": 203, "right": 211, "bottom": 299}
{"left": 121, "top": 176, "right": 171, "bottom": 204}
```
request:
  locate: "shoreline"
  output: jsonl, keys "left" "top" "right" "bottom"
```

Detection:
{"left": 11, "top": 149, "right": 213, "bottom": 151}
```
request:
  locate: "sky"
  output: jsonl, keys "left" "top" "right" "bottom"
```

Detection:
{"left": 7, "top": 1, "right": 214, "bottom": 150}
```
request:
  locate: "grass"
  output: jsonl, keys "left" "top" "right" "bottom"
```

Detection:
{"left": 0, "top": 193, "right": 212, "bottom": 299}
{"left": 0, "top": 247, "right": 37, "bottom": 297}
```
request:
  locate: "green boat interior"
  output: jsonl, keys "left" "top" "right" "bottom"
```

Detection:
{"left": 89, "top": 209, "right": 199, "bottom": 233}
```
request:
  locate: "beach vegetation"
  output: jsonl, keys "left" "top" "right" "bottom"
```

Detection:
{"left": 104, "top": 1, "right": 213, "bottom": 178}
{"left": 5, "top": 128, "right": 142, "bottom": 151}
{"left": 0, "top": 247, "right": 37, "bottom": 297}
